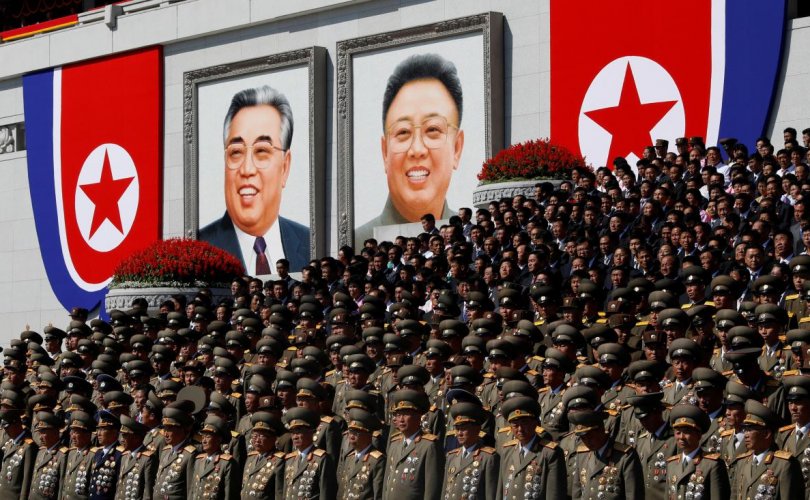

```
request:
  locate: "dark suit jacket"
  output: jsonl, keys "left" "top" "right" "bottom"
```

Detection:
{"left": 199, "top": 212, "right": 310, "bottom": 273}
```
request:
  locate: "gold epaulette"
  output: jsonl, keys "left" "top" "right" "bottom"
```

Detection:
{"left": 24, "top": 438, "right": 33, "bottom": 444}
{"left": 247, "top": 450, "right": 259, "bottom": 457}
{"left": 667, "top": 455, "right": 679, "bottom": 462}
{"left": 538, "top": 387, "right": 550, "bottom": 393}
{"left": 575, "top": 444, "right": 589, "bottom": 453}
{"left": 800, "top": 317, "right": 810, "bottom": 324}
{"left": 635, "top": 321, "right": 649, "bottom": 327}
{"left": 719, "top": 429, "right": 734, "bottom": 437}
{"left": 231, "top": 392, "right": 242, "bottom": 398}
{"left": 142, "top": 449, "right": 154, "bottom": 457}
{"left": 732, "top": 451, "right": 753, "bottom": 462}
{"left": 483, "top": 372, "right": 494, "bottom": 378}
{"left": 541, "top": 439, "right": 558, "bottom": 449}
{"left": 613, "top": 442, "right": 631, "bottom": 453}
{"left": 231, "top": 430, "right": 239, "bottom": 438}
{"left": 681, "top": 304, "right": 691, "bottom": 310}
{"left": 221, "top": 453, "right": 232, "bottom": 460}
{"left": 779, "top": 424, "right": 794, "bottom": 433}
{"left": 369, "top": 450, "right": 383, "bottom": 459}
{"left": 196, "top": 455, "right": 206, "bottom": 460}
{"left": 273, "top": 451, "right": 285, "bottom": 459}
{"left": 787, "top": 294, "right": 799, "bottom": 300}
{"left": 596, "top": 319, "right": 607, "bottom": 324}
{"left": 704, "top": 301, "right": 715, "bottom": 307}
{"left": 284, "top": 452, "right": 297, "bottom": 459}
{"left": 421, "top": 433, "right": 438, "bottom": 441}
{"left": 429, "top": 404, "right": 437, "bottom": 412}
{"left": 184, "top": 444, "right": 196, "bottom": 453}
{"left": 503, "top": 439, "right": 518, "bottom": 447}
{"left": 390, "top": 434, "right": 403, "bottom": 442}
{"left": 313, "top": 449, "right": 325, "bottom": 457}
{"left": 774, "top": 450, "right": 792, "bottom": 460}
{"left": 480, "top": 446, "right": 496, "bottom": 455}
{"left": 498, "top": 427, "right": 510, "bottom": 434}
{"left": 321, "top": 416, "right": 333, "bottom": 423}
{"left": 447, "top": 448, "right": 460, "bottom": 455}
{"left": 703, "top": 453, "right": 720, "bottom": 460}
{"left": 325, "top": 369, "right": 335, "bottom": 376}
{"left": 285, "top": 346, "right": 298, "bottom": 351}
{"left": 532, "top": 355, "right": 544, "bottom": 362}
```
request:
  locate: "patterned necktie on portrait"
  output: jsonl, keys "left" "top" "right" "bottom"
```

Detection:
{"left": 254, "top": 237, "right": 271, "bottom": 275}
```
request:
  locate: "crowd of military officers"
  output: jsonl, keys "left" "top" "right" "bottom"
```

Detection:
{"left": 8, "top": 129, "right": 810, "bottom": 498}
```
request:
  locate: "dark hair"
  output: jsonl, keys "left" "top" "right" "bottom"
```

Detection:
{"left": 382, "top": 54, "right": 463, "bottom": 130}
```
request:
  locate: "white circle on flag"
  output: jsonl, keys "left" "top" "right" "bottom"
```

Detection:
{"left": 578, "top": 56, "right": 685, "bottom": 174}
{"left": 75, "top": 143, "right": 140, "bottom": 252}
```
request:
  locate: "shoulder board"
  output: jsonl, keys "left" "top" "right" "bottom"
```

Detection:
{"left": 787, "top": 294, "right": 799, "bottom": 300}
{"left": 774, "top": 450, "right": 792, "bottom": 460}
{"left": 231, "top": 430, "right": 239, "bottom": 438}
{"left": 732, "top": 451, "right": 753, "bottom": 462}
{"left": 498, "top": 427, "right": 511, "bottom": 434}
{"left": 595, "top": 319, "right": 607, "bottom": 324}
{"left": 483, "top": 372, "right": 495, "bottom": 378}
{"left": 541, "top": 439, "right": 558, "bottom": 450}
{"left": 780, "top": 424, "right": 795, "bottom": 433}
{"left": 59, "top": 446, "right": 69, "bottom": 453}
{"left": 720, "top": 429, "right": 734, "bottom": 437}
{"left": 142, "top": 449, "right": 154, "bottom": 457}
{"left": 538, "top": 387, "right": 550, "bottom": 393}
{"left": 448, "top": 448, "right": 460, "bottom": 455}
{"left": 372, "top": 430, "right": 382, "bottom": 437}
{"left": 421, "top": 433, "right": 438, "bottom": 441}
{"left": 703, "top": 453, "right": 720, "bottom": 460}
{"left": 667, "top": 455, "right": 679, "bottom": 462}
{"left": 534, "top": 320, "right": 545, "bottom": 326}
{"left": 783, "top": 370, "right": 799, "bottom": 376}
{"left": 634, "top": 321, "right": 649, "bottom": 327}
{"left": 196, "top": 455, "right": 206, "bottom": 460}
{"left": 721, "top": 370, "right": 733, "bottom": 376}
{"left": 445, "top": 430, "right": 456, "bottom": 437}
{"left": 24, "top": 438, "right": 33, "bottom": 444}
{"left": 480, "top": 446, "right": 496, "bottom": 455}
{"left": 313, "top": 449, "right": 326, "bottom": 457}
{"left": 285, "top": 346, "right": 298, "bottom": 351}
{"left": 320, "top": 416, "right": 333, "bottom": 423}
{"left": 766, "top": 379, "right": 780, "bottom": 387}
{"left": 526, "top": 369, "right": 539, "bottom": 376}
{"left": 575, "top": 444, "right": 589, "bottom": 453}
{"left": 231, "top": 392, "right": 242, "bottom": 398}
{"left": 661, "top": 382, "right": 673, "bottom": 388}
{"left": 248, "top": 450, "right": 259, "bottom": 457}
{"left": 605, "top": 409, "right": 618, "bottom": 416}
{"left": 370, "top": 450, "right": 383, "bottom": 459}
{"left": 92, "top": 447, "right": 100, "bottom": 452}
{"left": 325, "top": 369, "right": 335, "bottom": 376}
{"left": 221, "top": 453, "right": 232, "bottom": 460}
{"left": 704, "top": 301, "right": 715, "bottom": 307}
{"left": 799, "top": 317, "right": 810, "bottom": 324}
{"left": 284, "top": 452, "right": 297, "bottom": 459}
{"left": 680, "top": 304, "right": 691, "bottom": 310}
{"left": 429, "top": 404, "right": 437, "bottom": 412}
{"left": 503, "top": 440, "right": 518, "bottom": 447}
{"left": 184, "top": 445, "right": 196, "bottom": 453}
{"left": 598, "top": 311, "right": 606, "bottom": 317}
{"left": 390, "top": 434, "right": 403, "bottom": 442}
{"left": 274, "top": 451, "right": 285, "bottom": 459}
{"left": 613, "top": 442, "right": 631, "bottom": 453}
{"left": 171, "top": 377, "right": 181, "bottom": 382}
{"left": 116, "top": 445, "right": 125, "bottom": 452}
{"left": 531, "top": 355, "right": 544, "bottom": 362}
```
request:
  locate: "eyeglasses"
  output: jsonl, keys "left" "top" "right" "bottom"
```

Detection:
{"left": 225, "top": 141, "right": 285, "bottom": 170}
{"left": 386, "top": 116, "right": 458, "bottom": 154}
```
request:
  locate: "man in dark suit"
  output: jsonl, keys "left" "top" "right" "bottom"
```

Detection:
{"left": 199, "top": 85, "right": 310, "bottom": 275}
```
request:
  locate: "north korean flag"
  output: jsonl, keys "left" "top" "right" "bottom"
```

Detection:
{"left": 23, "top": 47, "right": 162, "bottom": 314}
{"left": 550, "top": 0, "right": 786, "bottom": 171}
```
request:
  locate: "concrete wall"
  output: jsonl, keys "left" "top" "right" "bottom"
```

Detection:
{"left": 0, "top": 0, "right": 807, "bottom": 343}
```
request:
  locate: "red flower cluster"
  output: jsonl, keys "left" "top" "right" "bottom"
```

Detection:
{"left": 111, "top": 238, "right": 244, "bottom": 287}
{"left": 477, "top": 138, "right": 590, "bottom": 182}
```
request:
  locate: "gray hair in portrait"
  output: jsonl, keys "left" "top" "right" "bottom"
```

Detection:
{"left": 381, "top": 53, "right": 464, "bottom": 130}
{"left": 222, "top": 85, "right": 294, "bottom": 150}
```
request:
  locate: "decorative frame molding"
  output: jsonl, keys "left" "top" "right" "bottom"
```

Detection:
{"left": 182, "top": 46, "right": 327, "bottom": 258}
{"left": 335, "top": 12, "right": 504, "bottom": 246}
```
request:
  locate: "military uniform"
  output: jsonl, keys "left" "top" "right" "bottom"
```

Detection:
{"left": 499, "top": 435, "right": 565, "bottom": 500}
{"left": 441, "top": 445, "right": 498, "bottom": 500}
{"left": 188, "top": 452, "right": 239, "bottom": 499}
{"left": 29, "top": 445, "right": 68, "bottom": 500}
{"left": 282, "top": 448, "right": 336, "bottom": 500}
{"left": 241, "top": 450, "right": 285, "bottom": 499}
{"left": 153, "top": 443, "right": 197, "bottom": 499}
{"left": 0, "top": 432, "right": 37, "bottom": 500}
{"left": 60, "top": 446, "right": 95, "bottom": 499}
{"left": 730, "top": 449, "right": 803, "bottom": 500}
{"left": 114, "top": 447, "right": 157, "bottom": 500}
{"left": 338, "top": 447, "right": 385, "bottom": 500}
{"left": 666, "top": 451, "right": 729, "bottom": 500}
{"left": 88, "top": 444, "right": 123, "bottom": 499}
{"left": 570, "top": 439, "right": 644, "bottom": 500}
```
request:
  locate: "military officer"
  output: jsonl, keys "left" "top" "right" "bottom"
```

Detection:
{"left": 692, "top": 367, "right": 728, "bottom": 454}
{"left": 282, "top": 406, "right": 337, "bottom": 500}
{"left": 153, "top": 405, "right": 198, "bottom": 499}
{"left": 662, "top": 339, "right": 699, "bottom": 406}
{"left": 498, "top": 396, "right": 566, "bottom": 500}
{"left": 141, "top": 392, "right": 165, "bottom": 455}
{"left": 382, "top": 389, "right": 444, "bottom": 500}
{"left": 115, "top": 415, "right": 157, "bottom": 500}
{"left": 537, "top": 347, "right": 574, "bottom": 440}
{"left": 666, "top": 404, "right": 729, "bottom": 500}
{"left": 755, "top": 304, "right": 793, "bottom": 377}
{"left": 240, "top": 412, "right": 286, "bottom": 500}
{"left": 722, "top": 381, "right": 757, "bottom": 485}
{"left": 29, "top": 412, "right": 67, "bottom": 500}
{"left": 730, "top": 400, "right": 804, "bottom": 499}
{"left": 569, "top": 408, "right": 644, "bottom": 500}
{"left": 775, "top": 375, "right": 810, "bottom": 498}
{"left": 189, "top": 416, "right": 239, "bottom": 499}
{"left": 0, "top": 395, "right": 37, "bottom": 500}
{"left": 725, "top": 346, "right": 788, "bottom": 423}
{"left": 442, "top": 402, "right": 499, "bottom": 500}
{"left": 88, "top": 411, "right": 123, "bottom": 500}
{"left": 626, "top": 392, "right": 676, "bottom": 500}
{"left": 338, "top": 408, "right": 385, "bottom": 500}
{"left": 295, "top": 377, "right": 343, "bottom": 463}
{"left": 60, "top": 410, "right": 96, "bottom": 500}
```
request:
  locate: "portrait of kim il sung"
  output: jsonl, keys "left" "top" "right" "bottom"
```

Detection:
{"left": 340, "top": 13, "right": 503, "bottom": 247}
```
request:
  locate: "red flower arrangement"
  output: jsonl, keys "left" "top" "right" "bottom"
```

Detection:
{"left": 477, "top": 138, "right": 590, "bottom": 182}
{"left": 110, "top": 238, "right": 244, "bottom": 288}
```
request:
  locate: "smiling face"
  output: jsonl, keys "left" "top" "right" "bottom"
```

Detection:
{"left": 381, "top": 79, "right": 464, "bottom": 222}
{"left": 224, "top": 105, "right": 291, "bottom": 236}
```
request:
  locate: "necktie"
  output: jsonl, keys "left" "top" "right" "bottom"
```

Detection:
{"left": 520, "top": 448, "right": 527, "bottom": 460}
{"left": 797, "top": 430, "right": 804, "bottom": 444}
{"left": 253, "top": 237, "right": 271, "bottom": 275}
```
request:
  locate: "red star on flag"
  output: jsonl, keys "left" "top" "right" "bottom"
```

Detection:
{"left": 79, "top": 149, "right": 135, "bottom": 238}
{"left": 584, "top": 62, "right": 678, "bottom": 165}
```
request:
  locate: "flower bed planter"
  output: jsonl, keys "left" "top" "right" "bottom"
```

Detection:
{"left": 105, "top": 286, "right": 231, "bottom": 314}
{"left": 472, "top": 179, "right": 564, "bottom": 208}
